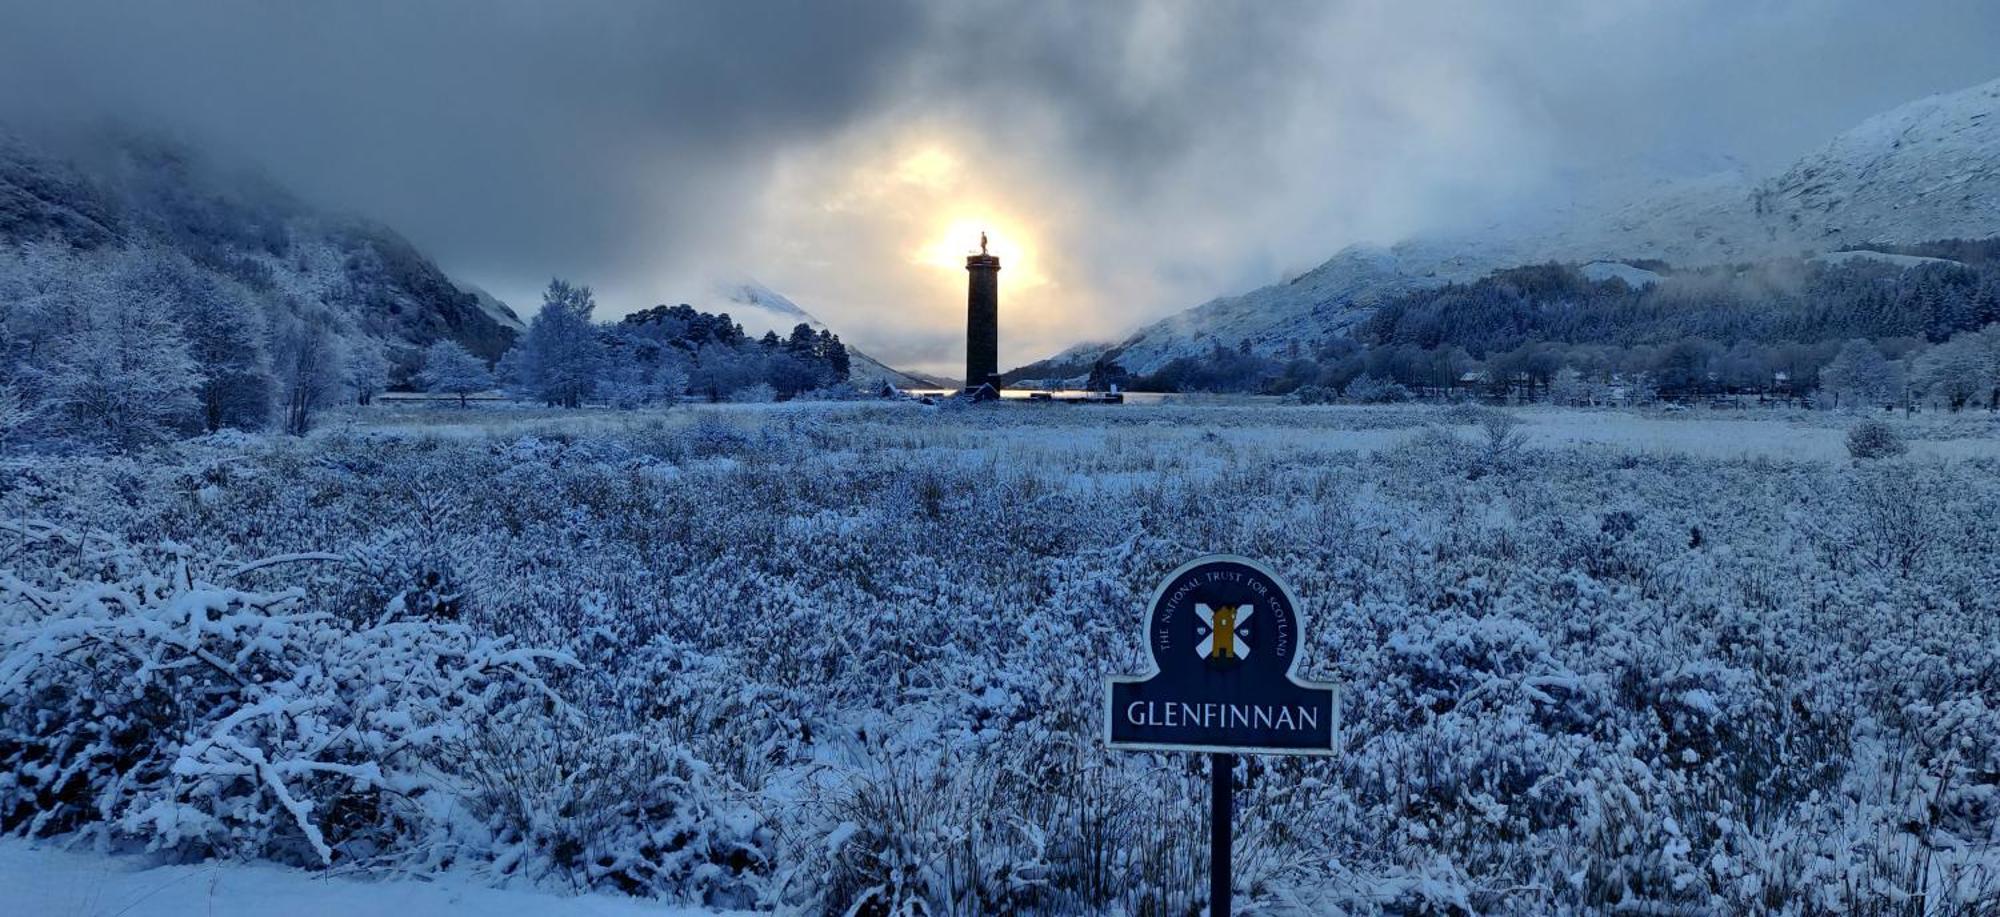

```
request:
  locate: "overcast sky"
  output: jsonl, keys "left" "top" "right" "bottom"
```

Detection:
{"left": 3, "top": 1, "right": 1997, "bottom": 375}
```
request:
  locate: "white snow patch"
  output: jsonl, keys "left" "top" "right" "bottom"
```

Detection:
{"left": 1811, "top": 249, "right": 1961, "bottom": 270}
{"left": 0, "top": 840, "right": 740, "bottom": 917}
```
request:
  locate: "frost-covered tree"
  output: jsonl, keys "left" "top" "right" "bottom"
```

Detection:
{"left": 516, "top": 278, "right": 604, "bottom": 408}
{"left": 1915, "top": 333, "right": 1991, "bottom": 410}
{"left": 603, "top": 359, "right": 688, "bottom": 410}
{"left": 0, "top": 245, "right": 88, "bottom": 361}
{"left": 1818, "top": 339, "right": 1898, "bottom": 410}
{"left": 32, "top": 287, "right": 200, "bottom": 451}
{"left": 418, "top": 339, "right": 493, "bottom": 407}
{"left": 1549, "top": 367, "right": 1589, "bottom": 406}
{"left": 273, "top": 314, "right": 343, "bottom": 436}
{"left": 600, "top": 321, "right": 692, "bottom": 409}
{"left": 688, "top": 345, "right": 767, "bottom": 402}
{"left": 127, "top": 250, "right": 275, "bottom": 432}
{"left": 493, "top": 346, "right": 527, "bottom": 396}
{"left": 1980, "top": 324, "right": 2000, "bottom": 410}
{"left": 345, "top": 342, "right": 392, "bottom": 406}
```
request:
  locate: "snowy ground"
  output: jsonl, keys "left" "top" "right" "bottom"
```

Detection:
{"left": 1, "top": 840, "right": 733, "bottom": 917}
{"left": 332, "top": 398, "right": 2000, "bottom": 462}
{"left": 5, "top": 401, "right": 1999, "bottom": 914}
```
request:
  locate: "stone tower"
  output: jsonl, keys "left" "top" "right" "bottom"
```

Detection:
{"left": 964, "top": 234, "right": 1000, "bottom": 392}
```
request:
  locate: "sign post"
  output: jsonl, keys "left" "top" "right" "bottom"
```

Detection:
{"left": 1106, "top": 555, "right": 1338, "bottom": 917}
{"left": 1209, "top": 751, "right": 1233, "bottom": 916}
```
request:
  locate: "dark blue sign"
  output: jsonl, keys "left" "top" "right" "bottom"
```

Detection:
{"left": 1106, "top": 555, "right": 1338, "bottom": 754}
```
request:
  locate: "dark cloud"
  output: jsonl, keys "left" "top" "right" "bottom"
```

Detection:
{"left": 0, "top": 0, "right": 930, "bottom": 307}
{"left": 2, "top": 1, "right": 1997, "bottom": 373}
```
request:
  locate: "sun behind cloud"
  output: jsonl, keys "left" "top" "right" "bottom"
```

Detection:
{"left": 914, "top": 218, "right": 1038, "bottom": 285}
{"left": 745, "top": 127, "right": 1111, "bottom": 377}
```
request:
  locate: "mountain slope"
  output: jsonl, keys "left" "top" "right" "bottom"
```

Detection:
{"left": 1046, "top": 76, "right": 2000, "bottom": 377}
{"left": 456, "top": 281, "right": 527, "bottom": 334}
{"left": 1757, "top": 77, "right": 2000, "bottom": 246}
{"left": 0, "top": 130, "right": 519, "bottom": 360}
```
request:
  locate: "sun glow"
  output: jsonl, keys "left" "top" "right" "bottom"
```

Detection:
{"left": 914, "top": 218, "right": 1043, "bottom": 288}
{"left": 751, "top": 132, "right": 1095, "bottom": 377}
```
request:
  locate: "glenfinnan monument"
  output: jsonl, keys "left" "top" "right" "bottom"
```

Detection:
{"left": 965, "top": 232, "right": 1000, "bottom": 392}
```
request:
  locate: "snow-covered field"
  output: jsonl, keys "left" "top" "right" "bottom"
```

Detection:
{"left": 336, "top": 399, "right": 2000, "bottom": 462}
{"left": 0, "top": 839, "right": 731, "bottom": 917}
{"left": 4, "top": 403, "right": 1998, "bottom": 914}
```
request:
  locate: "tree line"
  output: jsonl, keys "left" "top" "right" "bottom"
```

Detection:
{"left": 497, "top": 279, "right": 853, "bottom": 409}
{"left": 0, "top": 243, "right": 364, "bottom": 451}
{"left": 1094, "top": 242, "right": 2000, "bottom": 409}
{"left": 0, "top": 241, "right": 854, "bottom": 452}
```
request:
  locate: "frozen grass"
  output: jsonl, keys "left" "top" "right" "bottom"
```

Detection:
{"left": 324, "top": 400, "right": 2000, "bottom": 462}
{"left": 5, "top": 402, "right": 1999, "bottom": 913}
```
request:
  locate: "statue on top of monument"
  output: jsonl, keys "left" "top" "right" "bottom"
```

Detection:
{"left": 980, "top": 231, "right": 989, "bottom": 256}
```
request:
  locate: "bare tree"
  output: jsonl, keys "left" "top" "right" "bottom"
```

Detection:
{"left": 274, "top": 315, "right": 343, "bottom": 436}
{"left": 345, "top": 342, "right": 392, "bottom": 406}
{"left": 1479, "top": 409, "right": 1527, "bottom": 462}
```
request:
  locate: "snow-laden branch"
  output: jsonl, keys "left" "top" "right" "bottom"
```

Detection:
{"left": 226, "top": 552, "right": 348, "bottom": 579}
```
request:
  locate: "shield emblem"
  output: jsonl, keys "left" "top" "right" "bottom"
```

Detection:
{"left": 1194, "top": 603, "right": 1252, "bottom": 661}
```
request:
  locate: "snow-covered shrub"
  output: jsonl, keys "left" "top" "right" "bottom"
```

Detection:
{"left": 0, "top": 523, "right": 570, "bottom": 867}
{"left": 1343, "top": 373, "right": 1409, "bottom": 403}
{"left": 798, "top": 726, "right": 1226, "bottom": 917}
{"left": 729, "top": 382, "right": 777, "bottom": 404}
{"left": 461, "top": 720, "right": 771, "bottom": 905}
{"left": 4, "top": 406, "right": 1997, "bottom": 913}
{"left": 1288, "top": 384, "right": 1338, "bottom": 405}
{"left": 1476, "top": 408, "right": 1527, "bottom": 461}
{"left": 1845, "top": 418, "right": 1907, "bottom": 458}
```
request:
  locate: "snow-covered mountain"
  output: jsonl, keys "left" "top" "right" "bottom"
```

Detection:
{"left": 1757, "top": 78, "right": 2000, "bottom": 247}
{"left": 698, "top": 280, "right": 947, "bottom": 388}
{"left": 0, "top": 129, "right": 521, "bottom": 360}
{"left": 455, "top": 280, "right": 526, "bottom": 334}
{"left": 1045, "top": 76, "right": 2000, "bottom": 377}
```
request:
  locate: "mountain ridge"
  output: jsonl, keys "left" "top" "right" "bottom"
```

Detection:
{"left": 1028, "top": 76, "right": 2000, "bottom": 380}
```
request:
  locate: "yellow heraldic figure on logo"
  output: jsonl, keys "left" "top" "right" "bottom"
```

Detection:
{"left": 1194, "top": 603, "right": 1252, "bottom": 661}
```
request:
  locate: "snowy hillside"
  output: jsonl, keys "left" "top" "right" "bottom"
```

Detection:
{"left": 700, "top": 280, "right": 946, "bottom": 388}
{"left": 1054, "top": 76, "right": 2000, "bottom": 376}
{"left": 456, "top": 280, "right": 527, "bottom": 333}
{"left": 1759, "top": 77, "right": 2000, "bottom": 247}
{"left": 0, "top": 130, "right": 519, "bottom": 360}
{"left": 1057, "top": 246, "right": 1427, "bottom": 376}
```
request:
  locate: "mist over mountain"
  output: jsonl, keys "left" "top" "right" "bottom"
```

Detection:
{"left": 696, "top": 281, "right": 946, "bottom": 388}
{"left": 1, "top": 130, "right": 522, "bottom": 364}
{"left": 1024, "top": 76, "right": 2000, "bottom": 381}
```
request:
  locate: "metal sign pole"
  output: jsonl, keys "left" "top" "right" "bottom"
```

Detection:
{"left": 1210, "top": 751, "right": 1233, "bottom": 917}
{"left": 1108, "top": 556, "right": 1338, "bottom": 916}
